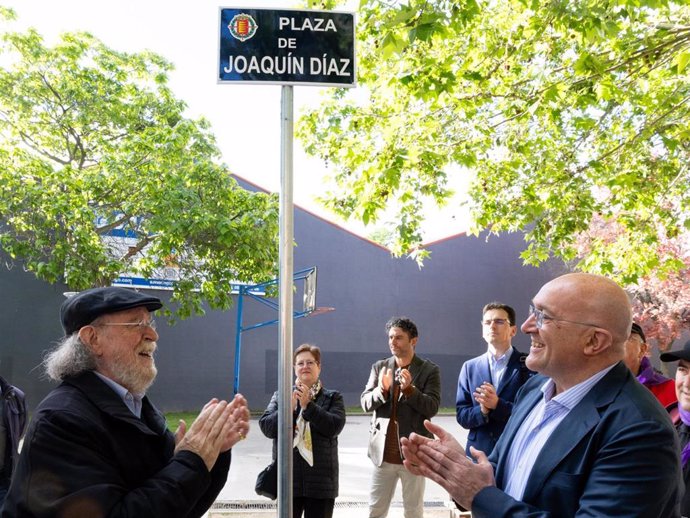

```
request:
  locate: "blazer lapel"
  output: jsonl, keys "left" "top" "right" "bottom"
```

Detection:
{"left": 519, "top": 401, "right": 601, "bottom": 502}
{"left": 493, "top": 380, "right": 543, "bottom": 486}
{"left": 315, "top": 388, "right": 330, "bottom": 408}
{"left": 408, "top": 355, "right": 424, "bottom": 383}
{"left": 475, "top": 354, "right": 491, "bottom": 388}
{"left": 519, "top": 363, "right": 626, "bottom": 502}
{"left": 496, "top": 347, "right": 519, "bottom": 394}
{"left": 388, "top": 357, "right": 398, "bottom": 401}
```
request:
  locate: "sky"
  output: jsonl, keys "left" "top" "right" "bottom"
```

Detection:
{"left": 1, "top": 0, "right": 470, "bottom": 243}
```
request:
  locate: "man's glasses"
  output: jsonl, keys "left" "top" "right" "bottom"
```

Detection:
{"left": 528, "top": 305, "right": 598, "bottom": 330}
{"left": 482, "top": 318, "right": 511, "bottom": 326}
{"left": 295, "top": 360, "right": 318, "bottom": 368}
{"left": 627, "top": 334, "right": 645, "bottom": 345}
{"left": 97, "top": 319, "right": 157, "bottom": 331}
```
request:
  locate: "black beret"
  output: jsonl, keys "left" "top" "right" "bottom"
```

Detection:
{"left": 630, "top": 322, "right": 646, "bottom": 343}
{"left": 61, "top": 287, "right": 163, "bottom": 336}
{"left": 660, "top": 339, "right": 690, "bottom": 363}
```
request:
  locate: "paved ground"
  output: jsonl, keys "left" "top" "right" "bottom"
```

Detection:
{"left": 208, "top": 414, "right": 468, "bottom": 517}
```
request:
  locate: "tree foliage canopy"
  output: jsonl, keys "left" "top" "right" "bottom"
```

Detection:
{"left": 0, "top": 19, "right": 279, "bottom": 318}
{"left": 299, "top": 0, "right": 690, "bottom": 283}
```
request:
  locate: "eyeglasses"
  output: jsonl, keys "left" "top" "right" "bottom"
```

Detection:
{"left": 295, "top": 360, "right": 318, "bottom": 368}
{"left": 528, "top": 305, "right": 598, "bottom": 330}
{"left": 627, "top": 334, "right": 645, "bottom": 344}
{"left": 482, "top": 318, "right": 511, "bottom": 326}
{"left": 97, "top": 319, "right": 157, "bottom": 331}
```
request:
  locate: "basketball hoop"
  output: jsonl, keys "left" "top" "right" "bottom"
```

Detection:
{"left": 233, "top": 266, "right": 334, "bottom": 393}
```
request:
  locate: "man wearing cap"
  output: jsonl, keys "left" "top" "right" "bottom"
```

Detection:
{"left": 661, "top": 339, "right": 690, "bottom": 518}
{"left": 400, "top": 273, "right": 681, "bottom": 518}
{"left": 2, "top": 287, "right": 250, "bottom": 518}
{"left": 624, "top": 322, "right": 678, "bottom": 413}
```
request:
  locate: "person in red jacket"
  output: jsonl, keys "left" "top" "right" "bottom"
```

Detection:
{"left": 624, "top": 322, "right": 678, "bottom": 416}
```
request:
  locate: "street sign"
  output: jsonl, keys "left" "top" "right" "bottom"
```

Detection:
{"left": 218, "top": 9, "right": 355, "bottom": 518}
{"left": 218, "top": 7, "right": 355, "bottom": 87}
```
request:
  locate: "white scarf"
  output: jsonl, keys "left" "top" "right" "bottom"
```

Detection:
{"left": 293, "top": 380, "right": 321, "bottom": 466}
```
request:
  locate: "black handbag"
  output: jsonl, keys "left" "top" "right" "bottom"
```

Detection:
{"left": 255, "top": 459, "right": 278, "bottom": 500}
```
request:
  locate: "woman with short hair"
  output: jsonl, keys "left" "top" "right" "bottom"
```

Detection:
{"left": 259, "top": 343, "right": 346, "bottom": 518}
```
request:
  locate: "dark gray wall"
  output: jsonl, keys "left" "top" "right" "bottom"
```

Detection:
{"left": 0, "top": 266, "right": 67, "bottom": 407}
{"left": 281, "top": 206, "right": 566, "bottom": 409}
{"left": 0, "top": 181, "right": 566, "bottom": 413}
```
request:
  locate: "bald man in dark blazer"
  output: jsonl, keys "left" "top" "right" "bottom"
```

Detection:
{"left": 401, "top": 274, "right": 681, "bottom": 518}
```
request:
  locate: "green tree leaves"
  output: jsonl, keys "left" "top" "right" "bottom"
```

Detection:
{"left": 299, "top": 0, "right": 690, "bottom": 287}
{"left": 0, "top": 28, "right": 279, "bottom": 318}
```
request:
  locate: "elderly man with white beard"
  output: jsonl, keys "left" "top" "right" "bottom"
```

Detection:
{"left": 2, "top": 287, "right": 250, "bottom": 518}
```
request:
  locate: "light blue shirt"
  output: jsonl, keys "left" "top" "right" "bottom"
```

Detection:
{"left": 487, "top": 346, "right": 513, "bottom": 389}
{"left": 94, "top": 371, "right": 144, "bottom": 418}
{"left": 502, "top": 364, "right": 616, "bottom": 500}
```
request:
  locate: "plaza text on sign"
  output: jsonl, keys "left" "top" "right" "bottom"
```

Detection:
{"left": 218, "top": 8, "right": 355, "bottom": 87}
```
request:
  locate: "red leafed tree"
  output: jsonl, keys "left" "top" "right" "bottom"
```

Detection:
{"left": 575, "top": 216, "right": 690, "bottom": 351}
{"left": 630, "top": 244, "right": 690, "bottom": 352}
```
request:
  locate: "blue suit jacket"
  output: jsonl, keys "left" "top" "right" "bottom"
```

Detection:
{"left": 471, "top": 362, "right": 682, "bottom": 518}
{"left": 456, "top": 347, "right": 533, "bottom": 456}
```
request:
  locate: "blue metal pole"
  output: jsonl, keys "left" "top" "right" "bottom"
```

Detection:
{"left": 233, "top": 286, "right": 245, "bottom": 395}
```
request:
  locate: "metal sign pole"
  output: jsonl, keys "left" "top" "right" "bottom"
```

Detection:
{"left": 218, "top": 10, "right": 354, "bottom": 517}
{"left": 277, "top": 84, "right": 294, "bottom": 518}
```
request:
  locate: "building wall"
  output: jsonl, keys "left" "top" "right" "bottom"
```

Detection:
{"left": 0, "top": 185, "right": 565, "bottom": 413}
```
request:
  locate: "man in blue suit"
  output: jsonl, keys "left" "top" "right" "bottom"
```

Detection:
{"left": 401, "top": 273, "right": 681, "bottom": 518}
{"left": 456, "top": 302, "right": 533, "bottom": 457}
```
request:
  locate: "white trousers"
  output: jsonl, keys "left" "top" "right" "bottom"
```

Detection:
{"left": 368, "top": 461, "right": 425, "bottom": 518}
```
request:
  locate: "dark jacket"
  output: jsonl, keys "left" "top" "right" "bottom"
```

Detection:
{"left": 361, "top": 354, "right": 441, "bottom": 440}
{"left": 258, "top": 387, "right": 345, "bottom": 499}
{"left": 472, "top": 362, "right": 681, "bottom": 518}
{"left": 0, "top": 375, "right": 27, "bottom": 490}
{"left": 678, "top": 422, "right": 690, "bottom": 518}
{"left": 2, "top": 371, "right": 230, "bottom": 518}
{"left": 456, "top": 347, "right": 533, "bottom": 455}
